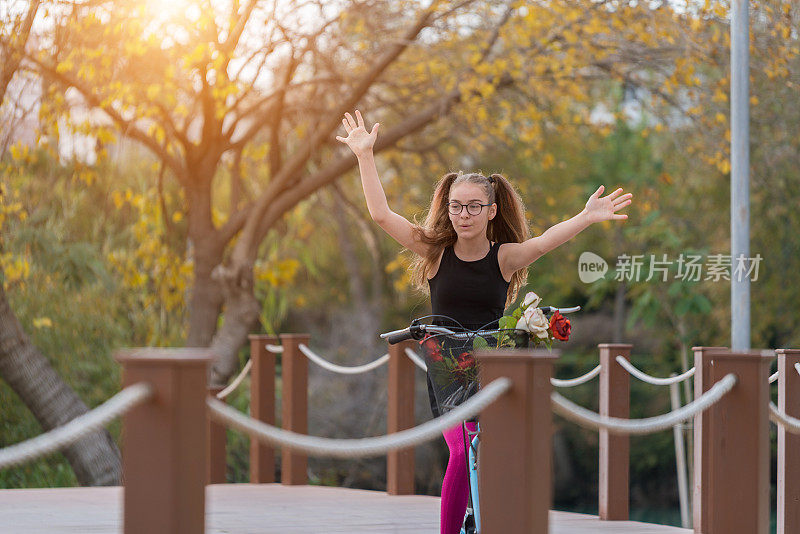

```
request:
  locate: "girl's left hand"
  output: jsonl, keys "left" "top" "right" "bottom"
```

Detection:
{"left": 584, "top": 185, "right": 632, "bottom": 223}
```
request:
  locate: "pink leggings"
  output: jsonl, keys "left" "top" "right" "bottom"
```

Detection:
{"left": 440, "top": 420, "right": 478, "bottom": 534}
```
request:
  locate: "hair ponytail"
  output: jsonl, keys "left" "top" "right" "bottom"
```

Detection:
{"left": 486, "top": 173, "right": 529, "bottom": 306}
{"left": 409, "top": 172, "right": 459, "bottom": 287}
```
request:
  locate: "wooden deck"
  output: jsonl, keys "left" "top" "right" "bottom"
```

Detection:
{"left": 0, "top": 484, "right": 691, "bottom": 533}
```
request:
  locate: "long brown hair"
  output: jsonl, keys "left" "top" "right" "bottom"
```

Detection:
{"left": 409, "top": 171, "right": 529, "bottom": 309}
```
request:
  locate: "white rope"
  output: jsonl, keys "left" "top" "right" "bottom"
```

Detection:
{"left": 551, "top": 373, "right": 738, "bottom": 435}
{"left": 770, "top": 364, "right": 800, "bottom": 384}
{"left": 216, "top": 359, "right": 252, "bottom": 400}
{"left": 404, "top": 347, "right": 428, "bottom": 371}
{"left": 615, "top": 356, "right": 696, "bottom": 386}
{"left": 266, "top": 344, "right": 283, "bottom": 353}
{"left": 207, "top": 377, "right": 512, "bottom": 458}
{"left": 0, "top": 382, "right": 155, "bottom": 470}
{"left": 298, "top": 344, "right": 390, "bottom": 374}
{"left": 551, "top": 365, "right": 601, "bottom": 388}
{"left": 769, "top": 402, "right": 800, "bottom": 434}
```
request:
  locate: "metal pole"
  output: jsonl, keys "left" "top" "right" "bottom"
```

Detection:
{"left": 670, "top": 380, "right": 690, "bottom": 529}
{"left": 730, "top": 0, "right": 750, "bottom": 350}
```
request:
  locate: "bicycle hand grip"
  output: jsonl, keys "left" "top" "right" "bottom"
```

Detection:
{"left": 385, "top": 329, "right": 414, "bottom": 344}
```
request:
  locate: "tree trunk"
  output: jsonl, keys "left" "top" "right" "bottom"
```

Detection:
{"left": 186, "top": 241, "right": 225, "bottom": 347}
{"left": 612, "top": 226, "right": 627, "bottom": 342}
{"left": 185, "top": 171, "right": 225, "bottom": 347}
{"left": 0, "top": 282, "right": 121, "bottom": 486}
{"left": 329, "top": 191, "right": 369, "bottom": 311}
{"left": 207, "top": 261, "right": 261, "bottom": 385}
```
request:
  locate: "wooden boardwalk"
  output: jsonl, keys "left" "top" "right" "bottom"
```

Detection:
{"left": 0, "top": 484, "right": 690, "bottom": 533}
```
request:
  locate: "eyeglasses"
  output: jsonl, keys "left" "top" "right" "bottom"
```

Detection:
{"left": 448, "top": 201, "right": 491, "bottom": 216}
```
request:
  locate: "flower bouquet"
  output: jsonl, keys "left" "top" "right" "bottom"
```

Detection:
{"left": 495, "top": 291, "right": 572, "bottom": 350}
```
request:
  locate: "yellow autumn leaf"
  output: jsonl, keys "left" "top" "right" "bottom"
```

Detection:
{"left": 33, "top": 317, "right": 53, "bottom": 329}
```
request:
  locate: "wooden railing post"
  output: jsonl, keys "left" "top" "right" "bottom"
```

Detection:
{"left": 279, "top": 333, "right": 310, "bottom": 485}
{"left": 207, "top": 385, "right": 226, "bottom": 484}
{"left": 115, "top": 348, "right": 211, "bottom": 534}
{"left": 598, "top": 343, "right": 632, "bottom": 520}
{"left": 692, "top": 346, "right": 728, "bottom": 534}
{"left": 387, "top": 339, "right": 416, "bottom": 495}
{"left": 705, "top": 350, "right": 771, "bottom": 534}
{"left": 776, "top": 348, "right": 800, "bottom": 534}
{"left": 249, "top": 334, "right": 279, "bottom": 484}
{"left": 475, "top": 347, "right": 559, "bottom": 534}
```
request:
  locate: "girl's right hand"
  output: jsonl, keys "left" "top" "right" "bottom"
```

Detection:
{"left": 336, "top": 109, "right": 379, "bottom": 158}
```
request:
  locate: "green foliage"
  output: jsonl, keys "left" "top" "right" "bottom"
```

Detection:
{"left": 0, "top": 152, "right": 184, "bottom": 488}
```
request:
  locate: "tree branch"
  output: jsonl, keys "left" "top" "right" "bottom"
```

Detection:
{"left": 27, "top": 54, "right": 188, "bottom": 182}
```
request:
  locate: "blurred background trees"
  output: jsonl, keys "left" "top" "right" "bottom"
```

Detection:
{"left": 1, "top": 0, "right": 798, "bottom": 524}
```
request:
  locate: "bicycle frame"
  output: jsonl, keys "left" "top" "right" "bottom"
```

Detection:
{"left": 464, "top": 422, "right": 481, "bottom": 534}
{"left": 380, "top": 305, "right": 581, "bottom": 534}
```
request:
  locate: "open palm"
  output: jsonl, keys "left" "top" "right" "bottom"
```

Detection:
{"left": 336, "top": 110, "right": 379, "bottom": 157}
{"left": 584, "top": 185, "right": 633, "bottom": 223}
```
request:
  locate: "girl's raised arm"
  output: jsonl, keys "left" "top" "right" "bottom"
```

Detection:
{"left": 502, "top": 185, "right": 632, "bottom": 272}
{"left": 337, "top": 110, "right": 431, "bottom": 257}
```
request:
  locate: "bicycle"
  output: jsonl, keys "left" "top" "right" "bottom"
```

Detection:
{"left": 380, "top": 305, "right": 580, "bottom": 534}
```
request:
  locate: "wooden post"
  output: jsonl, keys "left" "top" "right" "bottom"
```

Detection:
{"left": 279, "top": 333, "right": 310, "bottom": 485}
{"left": 776, "top": 348, "right": 800, "bottom": 534}
{"left": 692, "top": 346, "right": 728, "bottom": 534}
{"left": 598, "top": 343, "right": 632, "bottom": 520}
{"left": 115, "top": 348, "right": 211, "bottom": 534}
{"left": 705, "top": 350, "right": 770, "bottom": 534}
{"left": 476, "top": 347, "right": 559, "bottom": 534}
{"left": 207, "top": 385, "right": 226, "bottom": 484}
{"left": 387, "top": 339, "right": 416, "bottom": 495}
{"left": 249, "top": 334, "right": 278, "bottom": 484}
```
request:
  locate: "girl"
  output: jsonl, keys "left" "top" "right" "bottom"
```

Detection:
{"left": 337, "top": 109, "right": 632, "bottom": 534}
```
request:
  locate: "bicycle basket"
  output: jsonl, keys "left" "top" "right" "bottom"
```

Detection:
{"left": 418, "top": 329, "right": 503, "bottom": 416}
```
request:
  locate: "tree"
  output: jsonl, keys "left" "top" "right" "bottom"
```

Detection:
{"left": 0, "top": 0, "right": 121, "bottom": 486}
{"left": 28, "top": 0, "right": 718, "bottom": 384}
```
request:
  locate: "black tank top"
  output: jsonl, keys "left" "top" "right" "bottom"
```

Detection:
{"left": 427, "top": 241, "right": 510, "bottom": 330}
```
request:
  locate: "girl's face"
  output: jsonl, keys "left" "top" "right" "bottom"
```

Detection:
{"left": 448, "top": 182, "right": 497, "bottom": 240}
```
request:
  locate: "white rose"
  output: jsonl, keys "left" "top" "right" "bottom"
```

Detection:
{"left": 521, "top": 291, "right": 541, "bottom": 311}
{"left": 515, "top": 306, "right": 549, "bottom": 338}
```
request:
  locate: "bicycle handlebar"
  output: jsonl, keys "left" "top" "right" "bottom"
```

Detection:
{"left": 380, "top": 324, "right": 456, "bottom": 344}
{"left": 380, "top": 305, "right": 581, "bottom": 345}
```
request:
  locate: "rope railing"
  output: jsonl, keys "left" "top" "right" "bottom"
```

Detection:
{"left": 206, "top": 377, "right": 512, "bottom": 458}
{"left": 298, "top": 343, "right": 390, "bottom": 375}
{"left": 796, "top": 362, "right": 800, "bottom": 377}
{"left": 269, "top": 341, "right": 428, "bottom": 372}
{"left": 216, "top": 359, "right": 252, "bottom": 400}
{"left": 615, "top": 356, "right": 695, "bottom": 386}
{"left": 0, "top": 382, "right": 155, "bottom": 470}
{"left": 769, "top": 402, "right": 800, "bottom": 434}
{"left": 770, "top": 370, "right": 779, "bottom": 384}
{"left": 551, "top": 373, "right": 738, "bottom": 435}
{"left": 550, "top": 365, "right": 601, "bottom": 388}
{"left": 407, "top": 346, "right": 600, "bottom": 386}
{"left": 404, "top": 347, "right": 428, "bottom": 371}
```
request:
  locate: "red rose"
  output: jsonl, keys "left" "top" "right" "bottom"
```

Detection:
{"left": 457, "top": 358, "right": 475, "bottom": 370}
{"left": 420, "top": 334, "right": 443, "bottom": 360}
{"left": 549, "top": 310, "right": 571, "bottom": 341}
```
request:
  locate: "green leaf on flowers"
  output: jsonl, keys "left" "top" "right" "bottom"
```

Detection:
{"left": 473, "top": 336, "right": 489, "bottom": 351}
